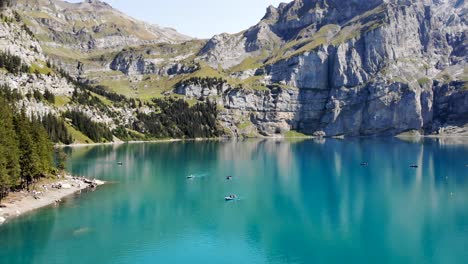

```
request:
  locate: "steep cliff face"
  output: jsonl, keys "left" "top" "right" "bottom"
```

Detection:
{"left": 198, "top": 0, "right": 387, "bottom": 69}
{"left": 0, "top": 9, "right": 140, "bottom": 143}
{"left": 183, "top": 0, "right": 467, "bottom": 137}
{"left": 11, "top": 0, "right": 467, "bottom": 138}
{"left": 16, "top": 0, "right": 190, "bottom": 51}
{"left": 109, "top": 46, "right": 200, "bottom": 76}
{"left": 15, "top": 0, "right": 195, "bottom": 79}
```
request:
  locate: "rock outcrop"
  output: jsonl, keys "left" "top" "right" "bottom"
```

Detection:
{"left": 183, "top": 0, "right": 468, "bottom": 137}
{"left": 15, "top": 0, "right": 191, "bottom": 52}
{"left": 110, "top": 51, "right": 199, "bottom": 76}
{"left": 0, "top": 11, "right": 140, "bottom": 142}
{"left": 10, "top": 0, "right": 468, "bottom": 138}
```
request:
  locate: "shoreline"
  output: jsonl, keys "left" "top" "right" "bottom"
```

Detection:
{"left": 56, "top": 133, "right": 468, "bottom": 148}
{"left": 2, "top": 134, "right": 466, "bottom": 225}
{"left": 0, "top": 176, "right": 105, "bottom": 225}
{"left": 55, "top": 138, "right": 210, "bottom": 148}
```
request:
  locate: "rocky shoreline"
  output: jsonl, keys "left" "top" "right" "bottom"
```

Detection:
{"left": 54, "top": 131, "right": 468, "bottom": 148}
{"left": 0, "top": 176, "right": 105, "bottom": 225}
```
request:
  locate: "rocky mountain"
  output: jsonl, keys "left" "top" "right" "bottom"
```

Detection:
{"left": 0, "top": 1, "right": 220, "bottom": 144}
{"left": 0, "top": 2, "right": 148, "bottom": 144}
{"left": 16, "top": 0, "right": 190, "bottom": 50}
{"left": 4, "top": 0, "right": 468, "bottom": 140}
{"left": 15, "top": 0, "right": 194, "bottom": 78}
{"left": 197, "top": 0, "right": 468, "bottom": 137}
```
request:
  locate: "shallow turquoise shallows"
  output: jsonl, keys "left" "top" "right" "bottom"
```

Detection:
{"left": 1, "top": 139, "right": 468, "bottom": 264}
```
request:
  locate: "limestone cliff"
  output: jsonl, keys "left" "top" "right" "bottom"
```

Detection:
{"left": 16, "top": 0, "right": 190, "bottom": 51}
{"left": 10, "top": 0, "right": 468, "bottom": 138}
{"left": 184, "top": 0, "right": 468, "bottom": 137}
{"left": 0, "top": 8, "right": 140, "bottom": 144}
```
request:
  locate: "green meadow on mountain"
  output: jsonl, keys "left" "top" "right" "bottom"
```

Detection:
{"left": 0, "top": 0, "right": 464, "bottom": 143}
{"left": 0, "top": 0, "right": 467, "bottom": 263}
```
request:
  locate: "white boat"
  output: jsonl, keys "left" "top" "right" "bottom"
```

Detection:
{"left": 225, "top": 195, "right": 237, "bottom": 201}
{"left": 187, "top": 175, "right": 195, "bottom": 179}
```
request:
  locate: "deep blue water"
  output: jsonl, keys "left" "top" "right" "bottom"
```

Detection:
{"left": 0, "top": 138, "right": 467, "bottom": 264}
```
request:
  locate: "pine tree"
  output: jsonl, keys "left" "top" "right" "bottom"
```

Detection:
{"left": 0, "top": 87, "right": 59, "bottom": 198}
{"left": 42, "top": 113, "right": 73, "bottom": 144}
{"left": 55, "top": 149, "right": 67, "bottom": 172}
{"left": 31, "top": 116, "right": 54, "bottom": 176}
{"left": 14, "top": 111, "right": 40, "bottom": 188}
{"left": 44, "top": 89, "right": 55, "bottom": 104}
{"left": 0, "top": 99, "right": 20, "bottom": 201}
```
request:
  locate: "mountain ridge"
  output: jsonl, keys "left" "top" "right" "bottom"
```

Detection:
{"left": 0, "top": 0, "right": 466, "bottom": 141}
{"left": 16, "top": 0, "right": 191, "bottom": 51}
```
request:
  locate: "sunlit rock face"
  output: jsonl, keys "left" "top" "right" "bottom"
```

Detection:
{"left": 10, "top": 0, "right": 467, "bottom": 138}
{"left": 191, "top": 0, "right": 467, "bottom": 137}
{"left": 15, "top": 0, "right": 190, "bottom": 52}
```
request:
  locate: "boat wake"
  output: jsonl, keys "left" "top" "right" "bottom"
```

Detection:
{"left": 186, "top": 172, "right": 209, "bottom": 179}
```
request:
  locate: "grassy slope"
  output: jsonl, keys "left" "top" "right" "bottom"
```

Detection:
{"left": 65, "top": 123, "right": 94, "bottom": 144}
{"left": 284, "top": 130, "right": 310, "bottom": 138}
{"left": 19, "top": 2, "right": 391, "bottom": 100}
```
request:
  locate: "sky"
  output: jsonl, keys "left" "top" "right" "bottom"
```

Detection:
{"left": 67, "top": 0, "right": 287, "bottom": 38}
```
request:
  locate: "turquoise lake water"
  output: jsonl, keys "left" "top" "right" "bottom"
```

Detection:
{"left": 0, "top": 139, "right": 467, "bottom": 264}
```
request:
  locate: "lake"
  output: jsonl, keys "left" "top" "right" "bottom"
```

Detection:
{"left": 0, "top": 138, "right": 467, "bottom": 264}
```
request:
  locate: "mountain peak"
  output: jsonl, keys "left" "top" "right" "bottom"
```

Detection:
{"left": 83, "top": 0, "right": 111, "bottom": 8}
{"left": 2, "top": 0, "right": 466, "bottom": 139}
{"left": 16, "top": 0, "right": 191, "bottom": 52}
{"left": 263, "top": 5, "right": 279, "bottom": 21}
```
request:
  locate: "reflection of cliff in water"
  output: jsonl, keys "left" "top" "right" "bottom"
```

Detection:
{"left": 46, "top": 139, "right": 468, "bottom": 263}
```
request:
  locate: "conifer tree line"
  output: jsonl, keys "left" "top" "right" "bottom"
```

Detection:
{"left": 54, "top": 63, "right": 142, "bottom": 109}
{"left": 91, "top": 85, "right": 127, "bottom": 103}
{"left": 178, "top": 77, "right": 226, "bottom": 87}
{"left": 134, "top": 98, "right": 221, "bottom": 139}
{"left": 0, "top": 0, "right": 13, "bottom": 9}
{"left": 178, "top": 77, "right": 227, "bottom": 94}
{"left": 0, "top": 47, "right": 223, "bottom": 144}
{"left": 1, "top": 85, "right": 74, "bottom": 145}
{"left": 0, "top": 88, "right": 56, "bottom": 202}
{"left": 42, "top": 113, "right": 73, "bottom": 145}
{"left": 64, "top": 110, "right": 113, "bottom": 143}
{"left": 43, "top": 89, "right": 55, "bottom": 103}
{"left": 23, "top": 89, "right": 55, "bottom": 104}
{"left": 0, "top": 51, "right": 30, "bottom": 74}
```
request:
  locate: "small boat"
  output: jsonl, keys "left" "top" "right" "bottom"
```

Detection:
{"left": 360, "top": 162, "right": 368, "bottom": 166}
{"left": 117, "top": 162, "right": 123, "bottom": 166}
{"left": 225, "top": 195, "right": 237, "bottom": 201}
{"left": 410, "top": 165, "right": 419, "bottom": 168}
{"left": 187, "top": 174, "right": 195, "bottom": 179}
{"left": 226, "top": 176, "right": 233, "bottom": 180}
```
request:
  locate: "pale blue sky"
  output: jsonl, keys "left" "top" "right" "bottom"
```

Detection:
{"left": 67, "top": 0, "right": 287, "bottom": 38}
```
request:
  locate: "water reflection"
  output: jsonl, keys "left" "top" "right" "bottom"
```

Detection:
{"left": 0, "top": 138, "right": 467, "bottom": 264}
